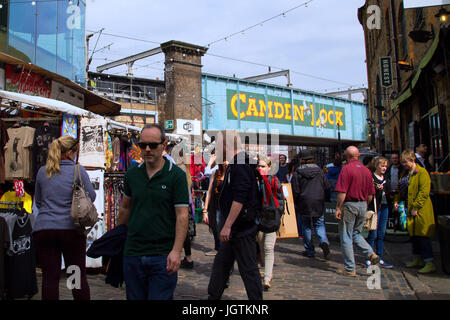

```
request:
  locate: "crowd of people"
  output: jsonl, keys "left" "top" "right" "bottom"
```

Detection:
{"left": 32, "top": 125, "right": 438, "bottom": 300}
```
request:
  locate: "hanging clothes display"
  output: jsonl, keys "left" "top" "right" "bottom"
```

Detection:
{"left": 0, "top": 119, "right": 9, "bottom": 184}
{"left": 103, "top": 173, "right": 125, "bottom": 232}
{"left": 105, "top": 132, "right": 113, "bottom": 172}
{"left": 0, "top": 205, "right": 37, "bottom": 300}
{"left": 79, "top": 118, "right": 107, "bottom": 169}
{"left": 0, "top": 190, "right": 33, "bottom": 214}
{"left": 32, "top": 123, "right": 59, "bottom": 180}
{"left": 4, "top": 126, "right": 36, "bottom": 181}
{"left": 0, "top": 216, "right": 9, "bottom": 299}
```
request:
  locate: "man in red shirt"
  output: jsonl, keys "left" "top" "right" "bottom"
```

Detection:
{"left": 334, "top": 146, "right": 380, "bottom": 276}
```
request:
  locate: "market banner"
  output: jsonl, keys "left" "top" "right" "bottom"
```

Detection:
{"left": 226, "top": 89, "right": 346, "bottom": 130}
{"left": 79, "top": 117, "right": 107, "bottom": 169}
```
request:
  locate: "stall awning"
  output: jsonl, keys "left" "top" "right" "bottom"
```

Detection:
{"left": 0, "top": 52, "right": 121, "bottom": 116}
{"left": 0, "top": 89, "right": 142, "bottom": 132}
{"left": 390, "top": 28, "right": 441, "bottom": 110}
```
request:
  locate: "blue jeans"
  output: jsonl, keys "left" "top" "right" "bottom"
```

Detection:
{"left": 295, "top": 211, "right": 303, "bottom": 237}
{"left": 301, "top": 215, "right": 329, "bottom": 255}
{"left": 411, "top": 236, "right": 434, "bottom": 262}
{"left": 367, "top": 204, "right": 389, "bottom": 259}
{"left": 339, "top": 202, "right": 375, "bottom": 272}
{"left": 123, "top": 255, "right": 177, "bottom": 300}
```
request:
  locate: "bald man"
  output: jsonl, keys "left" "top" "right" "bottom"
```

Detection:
{"left": 334, "top": 146, "right": 379, "bottom": 276}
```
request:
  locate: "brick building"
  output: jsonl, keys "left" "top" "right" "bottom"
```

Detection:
{"left": 358, "top": 1, "right": 449, "bottom": 172}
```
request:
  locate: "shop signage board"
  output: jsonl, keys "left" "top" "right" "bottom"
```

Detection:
{"left": 380, "top": 57, "right": 393, "bottom": 88}
{"left": 202, "top": 73, "right": 367, "bottom": 142}
{"left": 176, "top": 119, "right": 201, "bottom": 136}
{"left": 5, "top": 64, "right": 51, "bottom": 98}
{"left": 165, "top": 120, "right": 174, "bottom": 130}
{"left": 277, "top": 183, "right": 298, "bottom": 239}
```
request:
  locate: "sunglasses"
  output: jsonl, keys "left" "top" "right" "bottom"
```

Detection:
{"left": 138, "top": 141, "right": 164, "bottom": 150}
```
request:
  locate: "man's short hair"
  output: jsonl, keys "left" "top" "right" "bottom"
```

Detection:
{"left": 142, "top": 123, "right": 166, "bottom": 142}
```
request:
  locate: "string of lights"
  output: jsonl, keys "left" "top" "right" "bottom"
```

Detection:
{"left": 205, "top": 0, "right": 315, "bottom": 47}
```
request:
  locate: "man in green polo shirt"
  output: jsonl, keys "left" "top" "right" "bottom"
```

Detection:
{"left": 117, "top": 124, "right": 189, "bottom": 300}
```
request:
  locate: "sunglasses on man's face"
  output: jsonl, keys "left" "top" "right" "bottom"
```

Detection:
{"left": 138, "top": 141, "right": 164, "bottom": 150}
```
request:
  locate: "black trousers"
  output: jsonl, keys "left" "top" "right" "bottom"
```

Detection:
{"left": 207, "top": 233, "right": 263, "bottom": 300}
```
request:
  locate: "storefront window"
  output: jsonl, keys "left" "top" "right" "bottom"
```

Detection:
{"left": 36, "top": 0, "right": 57, "bottom": 73}
{"left": 1, "top": 0, "right": 86, "bottom": 86}
{"left": 8, "top": 1, "right": 37, "bottom": 63}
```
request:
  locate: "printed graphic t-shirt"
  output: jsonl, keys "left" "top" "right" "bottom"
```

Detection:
{"left": 4, "top": 127, "right": 36, "bottom": 180}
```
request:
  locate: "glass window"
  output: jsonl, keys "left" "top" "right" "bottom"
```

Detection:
{"left": 0, "top": 2, "right": 8, "bottom": 53}
{"left": 8, "top": 1, "right": 37, "bottom": 63}
{"left": 36, "top": 0, "right": 57, "bottom": 73}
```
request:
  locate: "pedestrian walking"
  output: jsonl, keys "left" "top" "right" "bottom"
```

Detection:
{"left": 118, "top": 124, "right": 190, "bottom": 300}
{"left": 366, "top": 157, "right": 394, "bottom": 269}
{"left": 256, "top": 155, "right": 284, "bottom": 290}
{"left": 326, "top": 157, "right": 342, "bottom": 202}
{"left": 207, "top": 130, "right": 263, "bottom": 300}
{"left": 203, "top": 161, "right": 228, "bottom": 256}
{"left": 415, "top": 144, "right": 433, "bottom": 173}
{"left": 334, "top": 146, "right": 380, "bottom": 277}
{"left": 276, "top": 154, "right": 289, "bottom": 183}
{"left": 385, "top": 152, "right": 405, "bottom": 231}
{"left": 292, "top": 150, "right": 331, "bottom": 259}
{"left": 33, "top": 135, "right": 96, "bottom": 300}
{"left": 394, "top": 150, "right": 436, "bottom": 274}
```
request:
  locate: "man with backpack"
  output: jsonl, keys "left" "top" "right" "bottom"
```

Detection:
{"left": 292, "top": 150, "right": 331, "bottom": 259}
{"left": 207, "top": 130, "right": 263, "bottom": 300}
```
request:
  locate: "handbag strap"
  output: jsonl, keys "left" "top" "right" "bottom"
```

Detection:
{"left": 72, "top": 164, "right": 84, "bottom": 189}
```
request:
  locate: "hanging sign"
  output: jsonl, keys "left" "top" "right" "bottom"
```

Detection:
{"left": 62, "top": 113, "right": 78, "bottom": 138}
{"left": 380, "top": 56, "right": 393, "bottom": 88}
{"left": 14, "top": 180, "right": 25, "bottom": 198}
{"left": 176, "top": 119, "right": 201, "bottom": 136}
{"left": 5, "top": 65, "right": 51, "bottom": 97}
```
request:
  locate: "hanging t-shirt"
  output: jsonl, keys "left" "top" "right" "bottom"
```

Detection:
{"left": 5, "top": 214, "right": 38, "bottom": 299}
{"left": 78, "top": 118, "right": 107, "bottom": 169}
{"left": 0, "top": 119, "right": 9, "bottom": 184}
{"left": 0, "top": 217, "right": 9, "bottom": 299}
{"left": 32, "top": 124, "right": 59, "bottom": 180}
{"left": 0, "top": 191, "right": 33, "bottom": 214}
{"left": 4, "top": 126, "right": 36, "bottom": 181}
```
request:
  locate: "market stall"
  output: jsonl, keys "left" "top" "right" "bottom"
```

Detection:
{"left": 0, "top": 89, "right": 153, "bottom": 272}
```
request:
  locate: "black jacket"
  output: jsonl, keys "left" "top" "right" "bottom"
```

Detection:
{"left": 385, "top": 164, "right": 405, "bottom": 192}
{"left": 292, "top": 164, "right": 331, "bottom": 218}
{"left": 368, "top": 173, "right": 392, "bottom": 211}
{"left": 219, "top": 151, "right": 259, "bottom": 237}
{"left": 86, "top": 224, "right": 127, "bottom": 288}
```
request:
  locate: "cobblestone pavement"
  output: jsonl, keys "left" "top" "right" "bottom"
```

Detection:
{"left": 31, "top": 223, "right": 450, "bottom": 300}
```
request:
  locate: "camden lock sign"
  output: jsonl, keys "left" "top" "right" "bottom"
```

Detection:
{"left": 380, "top": 56, "right": 393, "bottom": 88}
{"left": 226, "top": 89, "right": 346, "bottom": 130}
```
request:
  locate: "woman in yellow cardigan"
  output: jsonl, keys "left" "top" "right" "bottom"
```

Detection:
{"left": 395, "top": 150, "right": 436, "bottom": 274}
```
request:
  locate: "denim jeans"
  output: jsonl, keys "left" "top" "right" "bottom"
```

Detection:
{"left": 300, "top": 215, "right": 329, "bottom": 255}
{"left": 123, "top": 255, "right": 177, "bottom": 300}
{"left": 367, "top": 204, "right": 389, "bottom": 259}
{"left": 339, "top": 201, "right": 375, "bottom": 272}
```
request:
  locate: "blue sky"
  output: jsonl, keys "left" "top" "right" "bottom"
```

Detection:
{"left": 86, "top": 0, "right": 368, "bottom": 100}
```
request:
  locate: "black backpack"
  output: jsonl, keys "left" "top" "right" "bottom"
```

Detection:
{"left": 255, "top": 170, "right": 285, "bottom": 233}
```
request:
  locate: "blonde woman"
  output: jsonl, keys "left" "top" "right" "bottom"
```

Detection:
{"left": 256, "top": 155, "right": 282, "bottom": 290}
{"left": 394, "top": 150, "right": 436, "bottom": 274}
{"left": 33, "top": 135, "right": 96, "bottom": 300}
